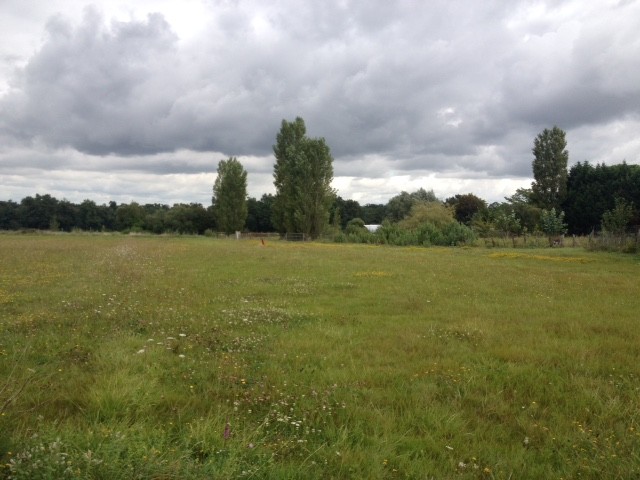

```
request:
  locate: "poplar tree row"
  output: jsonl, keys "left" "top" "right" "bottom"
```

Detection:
{"left": 212, "top": 117, "right": 334, "bottom": 239}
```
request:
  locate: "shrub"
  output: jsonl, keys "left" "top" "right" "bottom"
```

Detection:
{"left": 334, "top": 216, "right": 476, "bottom": 248}
{"left": 441, "top": 221, "right": 477, "bottom": 245}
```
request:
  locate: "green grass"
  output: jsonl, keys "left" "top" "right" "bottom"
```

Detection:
{"left": 1, "top": 234, "right": 639, "bottom": 479}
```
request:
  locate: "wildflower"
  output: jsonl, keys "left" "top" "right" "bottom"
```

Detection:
{"left": 137, "top": 349, "right": 145, "bottom": 354}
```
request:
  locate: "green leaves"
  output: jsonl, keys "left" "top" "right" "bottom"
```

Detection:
{"left": 213, "top": 157, "right": 248, "bottom": 234}
{"left": 540, "top": 208, "right": 567, "bottom": 236}
{"left": 531, "top": 126, "right": 569, "bottom": 211}
{"left": 601, "top": 197, "right": 634, "bottom": 235}
{"left": 272, "top": 117, "right": 334, "bottom": 239}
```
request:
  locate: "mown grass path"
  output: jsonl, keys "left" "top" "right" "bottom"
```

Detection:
{"left": 1, "top": 235, "right": 639, "bottom": 479}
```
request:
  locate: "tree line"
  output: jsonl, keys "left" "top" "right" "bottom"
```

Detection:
{"left": 1, "top": 121, "right": 638, "bottom": 242}
{"left": 207, "top": 121, "right": 640, "bottom": 243}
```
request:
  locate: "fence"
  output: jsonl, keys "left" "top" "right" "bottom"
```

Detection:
{"left": 482, "top": 231, "right": 639, "bottom": 251}
{"left": 241, "top": 232, "right": 281, "bottom": 240}
{"left": 585, "top": 230, "right": 639, "bottom": 252}
{"left": 283, "top": 233, "right": 307, "bottom": 241}
{"left": 205, "top": 231, "right": 307, "bottom": 241}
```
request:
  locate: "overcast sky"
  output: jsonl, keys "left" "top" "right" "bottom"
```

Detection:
{"left": 1, "top": 0, "right": 639, "bottom": 206}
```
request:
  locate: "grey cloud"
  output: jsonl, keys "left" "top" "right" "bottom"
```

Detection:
{"left": 1, "top": 0, "right": 639, "bottom": 206}
{"left": 496, "top": 1, "right": 640, "bottom": 130}
{"left": 1, "top": 7, "right": 184, "bottom": 154}
{"left": 3, "top": 2, "right": 518, "bottom": 161}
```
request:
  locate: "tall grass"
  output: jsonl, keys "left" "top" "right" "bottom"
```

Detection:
{"left": 1, "top": 235, "right": 639, "bottom": 479}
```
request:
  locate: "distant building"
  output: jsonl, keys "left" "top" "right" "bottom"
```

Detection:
{"left": 364, "top": 224, "right": 381, "bottom": 232}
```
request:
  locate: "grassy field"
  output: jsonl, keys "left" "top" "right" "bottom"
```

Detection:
{"left": 0, "top": 234, "right": 639, "bottom": 479}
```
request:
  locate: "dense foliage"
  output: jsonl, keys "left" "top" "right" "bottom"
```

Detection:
{"left": 562, "top": 161, "right": 640, "bottom": 234}
{"left": 212, "top": 157, "right": 248, "bottom": 234}
{"left": 445, "top": 193, "right": 487, "bottom": 225}
{"left": 272, "top": 117, "right": 335, "bottom": 239}
{"left": 531, "top": 126, "right": 569, "bottom": 211}
{"left": 0, "top": 195, "right": 215, "bottom": 234}
{"left": 246, "top": 194, "right": 275, "bottom": 232}
{"left": 335, "top": 200, "right": 477, "bottom": 247}
{"left": 540, "top": 208, "right": 568, "bottom": 236}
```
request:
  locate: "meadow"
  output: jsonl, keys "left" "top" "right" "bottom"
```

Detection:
{"left": 0, "top": 234, "right": 639, "bottom": 479}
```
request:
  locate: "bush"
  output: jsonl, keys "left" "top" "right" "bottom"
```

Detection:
{"left": 345, "top": 217, "right": 365, "bottom": 232}
{"left": 441, "top": 221, "right": 477, "bottom": 246}
{"left": 416, "top": 222, "right": 444, "bottom": 246}
{"left": 334, "top": 217, "right": 476, "bottom": 248}
{"left": 346, "top": 229, "right": 376, "bottom": 244}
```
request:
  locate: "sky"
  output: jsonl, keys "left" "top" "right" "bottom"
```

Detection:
{"left": 1, "top": 0, "right": 639, "bottom": 207}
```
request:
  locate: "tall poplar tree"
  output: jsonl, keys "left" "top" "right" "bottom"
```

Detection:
{"left": 212, "top": 157, "right": 248, "bottom": 234}
{"left": 272, "top": 117, "right": 334, "bottom": 239}
{"left": 531, "top": 126, "right": 569, "bottom": 210}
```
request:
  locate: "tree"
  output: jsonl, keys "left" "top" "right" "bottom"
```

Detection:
{"left": 345, "top": 217, "right": 366, "bottom": 235}
{"left": 601, "top": 197, "right": 634, "bottom": 236}
{"left": 331, "top": 196, "right": 362, "bottom": 229}
{"left": 385, "top": 191, "right": 414, "bottom": 222}
{"left": 531, "top": 127, "right": 569, "bottom": 210}
{"left": 272, "top": 117, "right": 335, "bottom": 238}
{"left": 143, "top": 208, "right": 168, "bottom": 234}
{"left": 56, "top": 199, "right": 79, "bottom": 232}
{"left": 361, "top": 203, "right": 386, "bottom": 224}
{"left": 398, "top": 202, "right": 455, "bottom": 230}
{"left": 115, "top": 202, "right": 145, "bottom": 231}
{"left": 246, "top": 194, "right": 275, "bottom": 232}
{"left": 531, "top": 126, "right": 569, "bottom": 210}
{"left": 411, "top": 188, "right": 438, "bottom": 203}
{"left": 17, "top": 194, "right": 59, "bottom": 229}
{"left": 212, "top": 157, "right": 248, "bottom": 234}
{"left": 445, "top": 193, "right": 487, "bottom": 225}
{"left": 540, "top": 208, "right": 567, "bottom": 237}
{"left": 78, "top": 200, "right": 104, "bottom": 231}
{"left": 0, "top": 201, "right": 20, "bottom": 230}
{"left": 386, "top": 189, "right": 439, "bottom": 223}
{"left": 494, "top": 210, "right": 522, "bottom": 238}
{"left": 504, "top": 188, "right": 541, "bottom": 233}
{"left": 564, "top": 161, "right": 640, "bottom": 234}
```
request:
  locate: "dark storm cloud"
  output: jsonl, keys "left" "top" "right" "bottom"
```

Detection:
{"left": 1, "top": 8, "right": 181, "bottom": 154}
{"left": 1, "top": 2, "right": 519, "bottom": 161}
{"left": 0, "top": 6, "right": 280, "bottom": 157}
